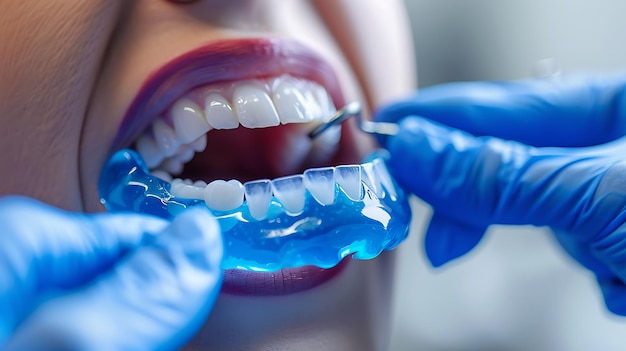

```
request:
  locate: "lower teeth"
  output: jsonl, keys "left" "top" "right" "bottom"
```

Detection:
{"left": 98, "top": 149, "right": 412, "bottom": 271}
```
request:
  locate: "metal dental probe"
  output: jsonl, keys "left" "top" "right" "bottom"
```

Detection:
{"left": 308, "top": 101, "right": 399, "bottom": 140}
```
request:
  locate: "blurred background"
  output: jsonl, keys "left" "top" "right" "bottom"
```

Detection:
{"left": 390, "top": 1, "right": 626, "bottom": 350}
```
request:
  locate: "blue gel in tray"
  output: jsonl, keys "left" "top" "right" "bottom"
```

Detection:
{"left": 99, "top": 149, "right": 411, "bottom": 271}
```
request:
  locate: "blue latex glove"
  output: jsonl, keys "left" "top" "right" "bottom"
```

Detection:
{"left": 374, "top": 75, "right": 626, "bottom": 315}
{"left": 0, "top": 196, "right": 223, "bottom": 350}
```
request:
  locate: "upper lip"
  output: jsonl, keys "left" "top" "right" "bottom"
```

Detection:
{"left": 111, "top": 37, "right": 345, "bottom": 152}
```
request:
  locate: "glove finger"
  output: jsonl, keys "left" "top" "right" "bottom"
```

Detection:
{"left": 596, "top": 276, "right": 626, "bottom": 316}
{"left": 4, "top": 208, "right": 223, "bottom": 351}
{"left": 553, "top": 230, "right": 615, "bottom": 277}
{"left": 424, "top": 214, "right": 487, "bottom": 267}
{"left": 552, "top": 230, "right": 626, "bottom": 315}
{"left": 375, "top": 75, "right": 626, "bottom": 147}
{"left": 386, "top": 116, "right": 620, "bottom": 234}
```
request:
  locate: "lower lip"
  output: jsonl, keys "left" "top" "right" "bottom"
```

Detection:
{"left": 221, "top": 257, "right": 351, "bottom": 296}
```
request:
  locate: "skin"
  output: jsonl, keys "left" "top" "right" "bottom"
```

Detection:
{"left": 0, "top": 1, "right": 415, "bottom": 350}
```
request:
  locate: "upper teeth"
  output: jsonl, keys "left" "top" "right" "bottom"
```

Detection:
{"left": 160, "top": 161, "right": 396, "bottom": 220}
{"left": 134, "top": 74, "right": 337, "bottom": 172}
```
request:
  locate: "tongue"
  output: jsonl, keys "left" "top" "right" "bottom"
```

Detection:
{"left": 182, "top": 124, "right": 314, "bottom": 183}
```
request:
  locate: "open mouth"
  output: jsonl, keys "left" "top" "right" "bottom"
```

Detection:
{"left": 98, "top": 38, "right": 411, "bottom": 294}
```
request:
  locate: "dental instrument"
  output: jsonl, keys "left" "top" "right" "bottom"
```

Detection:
{"left": 308, "top": 101, "right": 399, "bottom": 140}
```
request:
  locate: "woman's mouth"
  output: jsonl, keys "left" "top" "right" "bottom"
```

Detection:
{"left": 99, "top": 38, "right": 411, "bottom": 295}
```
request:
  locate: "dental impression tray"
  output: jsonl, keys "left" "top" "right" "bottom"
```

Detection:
{"left": 99, "top": 149, "right": 411, "bottom": 271}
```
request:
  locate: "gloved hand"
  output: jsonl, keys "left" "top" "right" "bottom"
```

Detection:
{"left": 0, "top": 196, "right": 223, "bottom": 350}
{"left": 374, "top": 75, "right": 626, "bottom": 315}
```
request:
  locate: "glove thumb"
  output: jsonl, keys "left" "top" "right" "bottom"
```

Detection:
{"left": 425, "top": 214, "right": 488, "bottom": 267}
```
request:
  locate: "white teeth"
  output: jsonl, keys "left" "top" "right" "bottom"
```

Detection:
{"left": 171, "top": 181, "right": 204, "bottom": 200}
{"left": 273, "top": 77, "right": 314, "bottom": 124}
{"left": 174, "top": 146, "right": 195, "bottom": 163}
{"left": 205, "top": 93, "right": 239, "bottom": 130}
{"left": 204, "top": 180, "right": 245, "bottom": 212}
{"left": 361, "top": 163, "right": 383, "bottom": 197}
{"left": 135, "top": 135, "right": 161, "bottom": 169}
{"left": 234, "top": 85, "right": 281, "bottom": 128}
{"left": 161, "top": 158, "right": 184, "bottom": 176}
{"left": 271, "top": 175, "right": 306, "bottom": 214}
{"left": 193, "top": 180, "right": 207, "bottom": 188}
{"left": 373, "top": 159, "right": 397, "bottom": 199}
{"left": 152, "top": 120, "right": 180, "bottom": 157}
{"left": 243, "top": 179, "right": 273, "bottom": 220}
{"left": 304, "top": 167, "right": 335, "bottom": 205}
{"left": 136, "top": 75, "right": 339, "bottom": 179}
{"left": 335, "top": 165, "right": 362, "bottom": 201}
{"left": 133, "top": 74, "right": 404, "bottom": 224}
{"left": 190, "top": 135, "right": 207, "bottom": 152}
{"left": 152, "top": 170, "right": 172, "bottom": 183}
{"left": 313, "top": 84, "right": 336, "bottom": 122}
{"left": 301, "top": 86, "right": 323, "bottom": 121}
{"left": 159, "top": 160, "right": 397, "bottom": 220}
{"left": 171, "top": 98, "right": 211, "bottom": 143}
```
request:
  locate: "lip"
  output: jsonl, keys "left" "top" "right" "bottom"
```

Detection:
{"left": 109, "top": 37, "right": 360, "bottom": 296}
{"left": 222, "top": 257, "right": 351, "bottom": 296}
{"left": 111, "top": 37, "right": 345, "bottom": 152}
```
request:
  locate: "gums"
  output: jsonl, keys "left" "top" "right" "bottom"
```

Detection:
{"left": 99, "top": 149, "right": 411, "bottom": 272}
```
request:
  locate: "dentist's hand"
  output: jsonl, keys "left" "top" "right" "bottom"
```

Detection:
{"left": 0, "top": 196, "right": 223, "bottom": 350}
{"left": 375, "top": 75, "right": 626, "bottom": 314}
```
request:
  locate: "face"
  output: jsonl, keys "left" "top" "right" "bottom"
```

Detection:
{"left": 0, "top": 1, "right": 415, "bottom": 350}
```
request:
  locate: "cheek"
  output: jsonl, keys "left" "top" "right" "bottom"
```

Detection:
{"left": 0, "top": 1, "right": 122, "bottom": 210}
